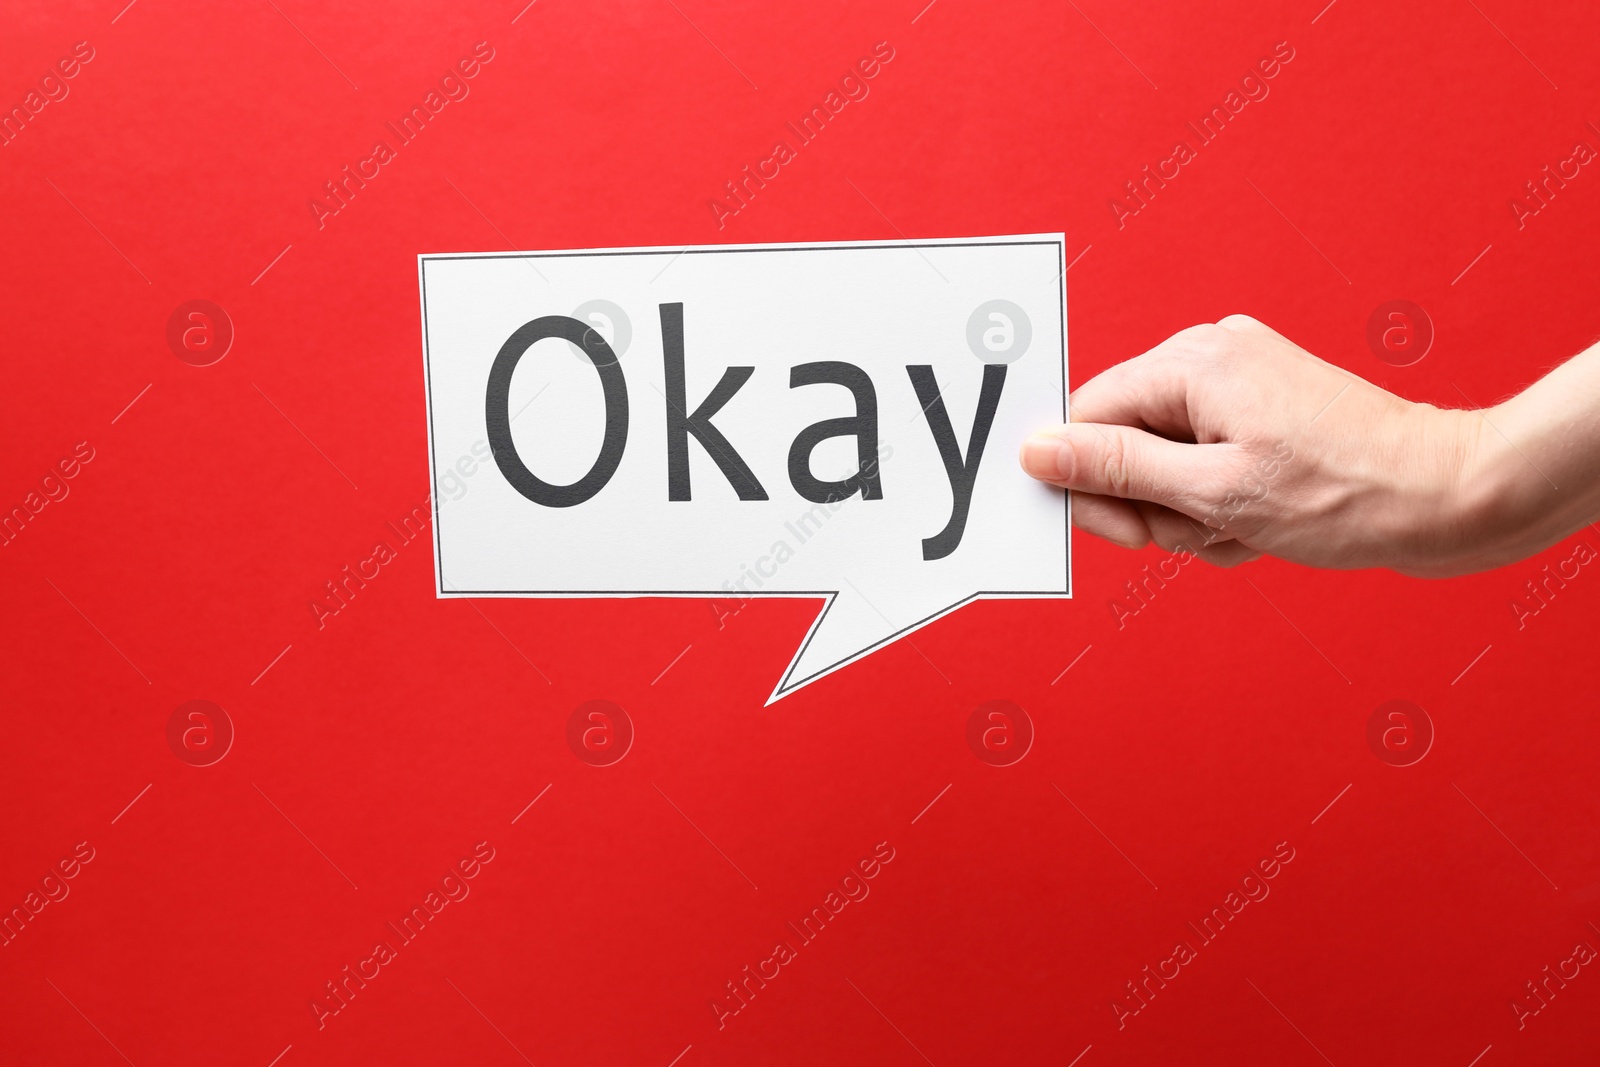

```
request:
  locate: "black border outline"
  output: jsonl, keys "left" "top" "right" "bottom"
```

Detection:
{"left": 417, "top": 236, "right": 1071, "bottom": 703}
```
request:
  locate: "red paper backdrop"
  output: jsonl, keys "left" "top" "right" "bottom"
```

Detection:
{"left": 2, "top": 1, "right": 1598, "bottom": 1064}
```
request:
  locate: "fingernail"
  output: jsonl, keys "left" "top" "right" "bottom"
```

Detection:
{"left": 1020, "top": 432, "right": 1070, "bottom": 480}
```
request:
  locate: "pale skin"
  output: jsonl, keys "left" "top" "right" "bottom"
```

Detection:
{"left": 1018, "top": 315, "right": 1600, "bottom": 578}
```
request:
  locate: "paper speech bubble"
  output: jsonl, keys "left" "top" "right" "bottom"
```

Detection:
{"left": 419, "top": 236, "right": 1070, "bottom": 703}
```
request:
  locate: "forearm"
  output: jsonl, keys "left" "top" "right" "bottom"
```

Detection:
{"left": 1463, "top": 340, "right": 1600, "bottom": 568}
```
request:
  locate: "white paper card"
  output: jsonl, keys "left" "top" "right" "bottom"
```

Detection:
{"left": 419, "top": 236, "right": 1070, "bottom": 702}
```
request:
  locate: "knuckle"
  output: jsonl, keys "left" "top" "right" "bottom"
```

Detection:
{"left": 1097, "top": 434, "right": 1136, "bottom": 497}
{"left": 1187, "top": 471, "right": 1233, "bottom": 517}
{"left": 1171, "top": 323, "right": 1228, "bottom": 349}
{"left": 1166, "top": 323, "right": 1235, "bottom": 367}
{"left": 1216, "top": 313, "right": 1262, "bottom": 332}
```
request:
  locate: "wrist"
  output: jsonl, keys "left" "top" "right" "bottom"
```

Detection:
{"left": 1375, "top": 403, "right": 1485, "bottom": 576}
{"left": 1429, "top": 400, "right": 1556, "bottom": 575}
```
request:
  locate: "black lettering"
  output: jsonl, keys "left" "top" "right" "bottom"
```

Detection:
{"left": 787, "top": 361, "right": 882, "bottom": 503}
{"left": 906, "top": 364, "right": 1006, "bottom": 560}
{"left": 485, "top": 316, "right": 628, "bottom": 507}
{"left": 661, "top": 302, "right": 767, "bottom": 501}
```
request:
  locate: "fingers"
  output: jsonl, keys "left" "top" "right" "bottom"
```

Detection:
{"left": 1020, "top": 421, "right": 1237, "bottom": 517}
{"left": 1067, "top": 336, "right": 1200, "bottom": 441}
{"left": 1065, "top": 317, "right": 1287, "bottom": 441}
{"left": 1190, "top": 539, "right": 1263, "bottom": 568}
{"left": 1133, "top": 501, "right": 1262, "bottom": 567}
{"left": 1136, "top": 500, "right": 1227, "bottom": 553}
{"left": 1027, "top": 317, "right": 1289, "bottom": 566}
{"left": 1070, "top": 492, "right": 1152, "bottom": 549}
{"left": 1075, "top": 495, "right": 1261, "bottom": 566}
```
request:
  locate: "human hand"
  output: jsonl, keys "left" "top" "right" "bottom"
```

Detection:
{"left": 1018, "top": 315, "right": 1514, "bottom": 578}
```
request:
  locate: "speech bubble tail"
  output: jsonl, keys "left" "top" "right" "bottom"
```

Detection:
{"left": 765, "top": 585, "right": 978, "bottom": 706}
{"left": 765, "top": 593, "right": 840, "bottom": 706}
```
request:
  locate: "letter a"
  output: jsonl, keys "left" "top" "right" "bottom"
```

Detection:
{"left": 788, "top": 361, "right": 882, "bottom": 502}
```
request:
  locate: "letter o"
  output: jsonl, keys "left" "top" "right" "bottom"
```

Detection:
{"left": 485, "top": 315, "right": 628, "bottom": 507}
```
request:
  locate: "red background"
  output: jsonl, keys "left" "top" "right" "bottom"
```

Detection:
{"left": 3, "top": 1, "right": 1598, "bottom": 1064}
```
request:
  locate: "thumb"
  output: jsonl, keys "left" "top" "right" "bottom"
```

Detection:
{"left": 1020, "top": 423, "right": 1236, "bottom": 517}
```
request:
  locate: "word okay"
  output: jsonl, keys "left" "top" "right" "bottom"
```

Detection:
{"left": 484, "top": 303, "right": 1007, "bottom": 560}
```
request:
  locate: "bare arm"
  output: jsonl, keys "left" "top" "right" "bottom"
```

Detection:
{"left": 1474, "top": 343, "right": 1600, "bottom": 568}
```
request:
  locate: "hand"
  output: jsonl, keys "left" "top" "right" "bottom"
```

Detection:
{"left": 1018, "top": 315, "right": 1515, "bottom": 577}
